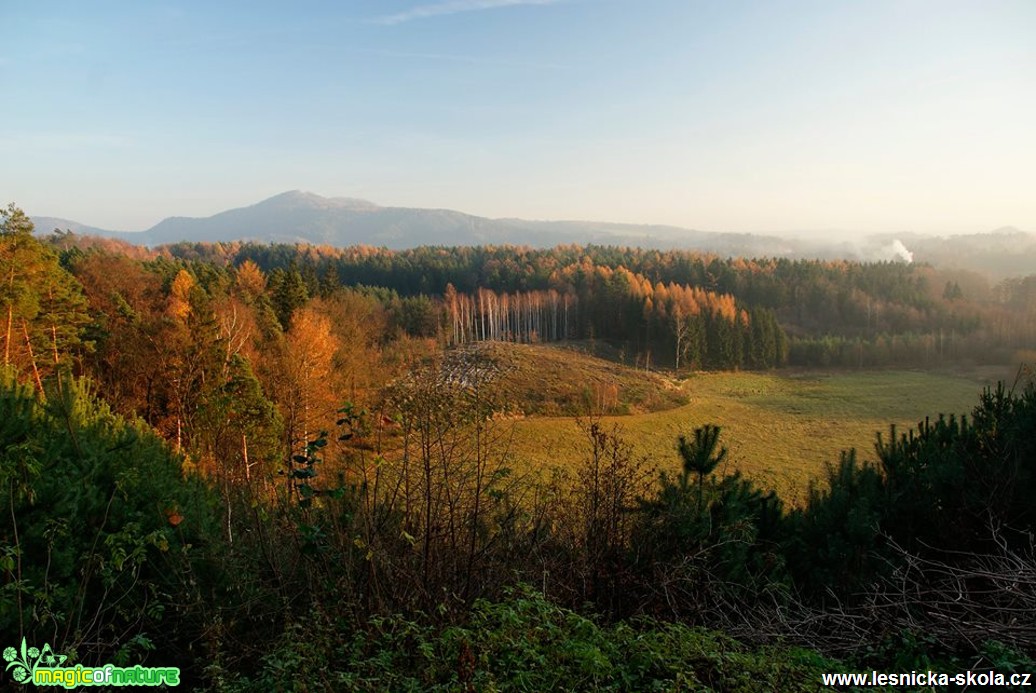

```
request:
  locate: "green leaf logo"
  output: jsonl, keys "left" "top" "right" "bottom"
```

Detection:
{"left": 4, "top": 638, "right": 64, "bottom": 685}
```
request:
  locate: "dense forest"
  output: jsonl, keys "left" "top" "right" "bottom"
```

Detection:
{"left": 4, "top": 204, "right": 1036, "bottom": 689}
{"left": 48, "top": 227, "right": 1036, "bottom": 373}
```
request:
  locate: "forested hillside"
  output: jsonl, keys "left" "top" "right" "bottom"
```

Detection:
{"left": 4, "top": 204, "right": 1036, "bottom": 689}
{"left": 48, "top": 230, "right": 1036, "bottom": 376}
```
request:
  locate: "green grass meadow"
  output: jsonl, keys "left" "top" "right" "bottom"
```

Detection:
{"left": 507, "top": 369, "right": 995, "bottom": 504}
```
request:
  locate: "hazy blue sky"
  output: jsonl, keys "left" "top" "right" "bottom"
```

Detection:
{"left": 2, "top": 0, "right": 1034, "bottom": 235}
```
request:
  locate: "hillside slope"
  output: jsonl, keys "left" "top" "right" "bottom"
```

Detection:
{"left": 445, "top": 341, "right": 688, "bottom": 416}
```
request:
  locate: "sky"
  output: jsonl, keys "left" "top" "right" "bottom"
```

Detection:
{"left": 2, "top": 0, "right": 1035, "bottom": 236}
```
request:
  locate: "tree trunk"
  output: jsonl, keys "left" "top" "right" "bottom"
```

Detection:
{"left": 22, "top": 320, "right": 44, "bottom": 396}
{"left": 242, "top": 433, "right": 251, "bottom": 482}
{"left": 4, "top": 303, "right": 12, "bottom": 366}
{"left": 50, "top": 324, "right": 60, "bottom": 364}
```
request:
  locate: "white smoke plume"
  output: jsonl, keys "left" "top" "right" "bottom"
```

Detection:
{"left": 877, "top": 239, "right": 914, "bottom": 263}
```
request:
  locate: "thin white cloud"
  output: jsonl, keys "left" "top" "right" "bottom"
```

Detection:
{"left": 371, "top": 0, "right": 565, "bottom": 25}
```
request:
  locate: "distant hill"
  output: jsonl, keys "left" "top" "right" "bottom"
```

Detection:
{"left": 31, "top": 216, "right": 125, "bottom": 237}
{"left": 30, "top": 191, "right": 1035, "bottom": 278}
{"left": 31, "top": 190, "right": 804, "bottom": 255}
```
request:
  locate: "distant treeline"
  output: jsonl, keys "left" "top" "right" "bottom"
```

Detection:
{"left": 439, "top": 279, "right": 786, "bottom": 370}
{"left": 39, "top": 231, "right": 1036, "bottom": 369}
{"left": 136, "top": 239, "right": 1035, "bottom": 369}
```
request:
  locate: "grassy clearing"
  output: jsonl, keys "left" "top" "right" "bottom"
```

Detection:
{"left": 453, "top": 341, "right": 688, "bottom": 415}
{"left": 506, "top": 367, "right": 995, "bottom": 504}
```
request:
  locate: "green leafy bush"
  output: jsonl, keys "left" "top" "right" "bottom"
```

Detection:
{"left": 212, "top": 586, "right": 840, "bottom": 692}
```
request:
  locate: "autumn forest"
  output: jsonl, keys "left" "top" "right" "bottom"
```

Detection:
{"left": 3, "top": 203, "right": 1036, "bottom": 689}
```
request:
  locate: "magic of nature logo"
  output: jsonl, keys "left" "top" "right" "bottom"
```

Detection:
{"left": 4, "top": 638, "right": 180, "bottom": 688}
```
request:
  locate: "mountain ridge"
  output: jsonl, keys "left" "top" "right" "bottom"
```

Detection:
{"left": 31, "top": 190, "right": 776, "bottom": 251}
{"left": 28, "top": 191, "right": 1035, "bottom": 279}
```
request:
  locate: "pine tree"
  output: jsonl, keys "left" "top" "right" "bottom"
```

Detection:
{"left": 319, "top": 264, "right": 340, "bottom": 298}
{"left": 677, "top": 424, "right": 728, "bottom": 512}
{"left": 269, "top": 267, "right": 309, "bottom": 329}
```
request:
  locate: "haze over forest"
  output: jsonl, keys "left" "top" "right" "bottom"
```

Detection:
{"left": 31, "top": 190, "right": 1036, "bottom": 280}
